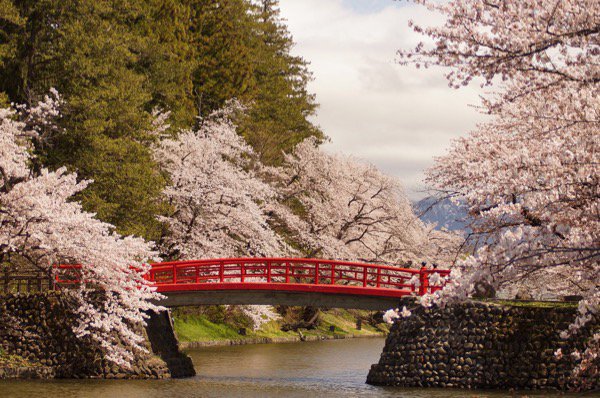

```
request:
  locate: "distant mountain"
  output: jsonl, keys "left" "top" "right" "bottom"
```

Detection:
{"left": 414, "top": 197, "right": 469, "bottom": 232}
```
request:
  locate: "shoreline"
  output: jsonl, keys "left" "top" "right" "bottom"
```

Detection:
{"left": 173, "top": 307, "right": 390, "bottom": 350}
{"left": 180, "top": 331, "right": 386, "bottom": 349}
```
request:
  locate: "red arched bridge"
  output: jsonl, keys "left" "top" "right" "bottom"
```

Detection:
{"left": 52, "top": 258, "right": 449, "bottom": 310}
{"left": 144, "top": 258, "right": 449, "bottom": 310}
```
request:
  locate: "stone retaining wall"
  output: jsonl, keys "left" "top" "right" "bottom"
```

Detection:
{"left": 0, "top": 292, "right": 171, "bottom": 379}
{"left": 367, "top": 301, "right": 598, "bottom": 391}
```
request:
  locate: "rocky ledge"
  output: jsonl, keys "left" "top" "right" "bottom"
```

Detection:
{"left": 367, "top": 300, "right": 598, "bottom": 391}
{"left": 0, "top": 292, "right": 172, "bottom": 379}
{"left": 0, "top": 352, "right": 55, "bottom": 379}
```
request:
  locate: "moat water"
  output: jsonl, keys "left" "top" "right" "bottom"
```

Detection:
{"left": 1, "top": 338, "right": 597, "bottom": 397}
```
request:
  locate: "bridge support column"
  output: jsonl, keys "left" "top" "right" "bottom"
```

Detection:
{"left": 144, "top": 309, "right": 196, "bottom": 378}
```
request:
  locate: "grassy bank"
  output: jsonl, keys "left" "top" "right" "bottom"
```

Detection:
{"left": 172, "top": 308, "right": 389, "bottom": 345}
{"left": 479, "top": 299, "right": 579, "bottom": 309}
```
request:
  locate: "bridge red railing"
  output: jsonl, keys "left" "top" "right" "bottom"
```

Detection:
{"left": 49, "top": 259, "right": 450, "bottom": 298}
{"left": 145, "top": 258, "right": 450, "bottom": 297}
{"left": 52, "top": 264, "right": 84, "bottom": 288}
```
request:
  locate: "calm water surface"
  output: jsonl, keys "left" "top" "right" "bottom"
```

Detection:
{"left": 2, "top": 338, "right": 598, "bottom": 397}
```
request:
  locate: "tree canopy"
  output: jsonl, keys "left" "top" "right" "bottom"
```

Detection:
{"left": 0, "top": 92, "right": 160, "bottom": 366}
{"left": 0, "top": 0, "right": 322, "bottom": 238}
{"left": 401, "top": 0, "right": 598, "bottom": 384}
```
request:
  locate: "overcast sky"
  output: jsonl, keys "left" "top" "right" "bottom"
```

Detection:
{"left": 278, "top": 0, "right": 487, "bottom": 200}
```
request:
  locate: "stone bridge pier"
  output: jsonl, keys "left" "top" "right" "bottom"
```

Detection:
{"left": 144, "top": 310, "right": 196, "bottom": 378}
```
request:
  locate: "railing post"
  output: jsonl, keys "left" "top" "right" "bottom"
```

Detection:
{"left": 220, "top": 261, "right": 225, "bottom": 282}
{"left": 331, "top": 263, "right": 335, "bottom": 284}
{"left": 241, "top": 262, "right": 245, "bottom": 283}
{"left": 314, "top": 262, "right": 319, "bottom": 284}
{"left": 376, "top": 267, "right": 381, "bottom": 288}
{"left": 419, "top": 267, "right": 428, "bottom": 295}
{"left": 266, "top": 260, "right": 271, "bottom": 283}
{"left": 362, "top": 265, "right": 367, "bottom": 287}
{"left": 47, "top": 268, "right": 54, "bottom": 291}
{"left": 285, "top": 262, "right": 290, "bottom": 283}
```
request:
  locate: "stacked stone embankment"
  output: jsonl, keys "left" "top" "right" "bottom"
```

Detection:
{"left": 0, "top": 292, "right": 170, "bottom": 379}
{"left": 367, "top": 301, "right": 599, "bottom": 391}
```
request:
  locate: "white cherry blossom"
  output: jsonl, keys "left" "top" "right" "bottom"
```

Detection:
{"left": 402, "top": 0, "right": 599, "bottom": 383}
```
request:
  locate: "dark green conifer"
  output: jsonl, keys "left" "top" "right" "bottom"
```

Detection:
{"left": 241, "top": 0, "right": 323, "bottom": 164}
{"left": 0, "top": 1, "right": 194, "bottom": 239}
{"left": 0, "top": 0, "right": 323, "bottom": 237}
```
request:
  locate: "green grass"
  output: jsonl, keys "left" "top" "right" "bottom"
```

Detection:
{"left": 172, "top": 308, "right": 387, "bottom": 343}
{"left": 173, "top": 315, "right": 246, "bottom": 342}
{"left": 478, "top": 299, "right": 578, "bottom": 309}
{"left": 173, "top": 315, "right": 306, "bottom": 342}
{"left": 253, "top": 320, "right": 300, "bottom": 339}
{"left": 305, "top": 309, "right": 388, "bottom": 338}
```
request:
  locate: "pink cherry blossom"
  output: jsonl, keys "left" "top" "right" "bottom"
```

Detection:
{"left": 0, "top": 93, "right": 161, "bottom": 367}
{"left": 154, "top": 102, "right": 290, "bottom": 260}
{"left": 402, "top": 0, "right": 598, "bottom": 383}
{"left": 270, "top": 137, "right": 461, "bottom": 265}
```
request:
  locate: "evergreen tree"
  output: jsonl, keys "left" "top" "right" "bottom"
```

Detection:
{"left": 0, "top": 0, "right": 195, "bottom": 239}
{"left": 188, "top": 0, "right": 258, "bottom": 118}
{"left": 142, "top": 0, "right": 197, "bottom": 129}
{"left": 188, "top": 0, "right": 323, "bottom": 164}
{"left": 242, "top": 0, "right": 322, "bottom": 164}
{"left": 0, "top": 0, "right": 323, "bottom": 236}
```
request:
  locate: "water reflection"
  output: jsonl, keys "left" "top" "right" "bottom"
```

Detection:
{"left": 1, "top": 338, "right": 597, "bottom": 397}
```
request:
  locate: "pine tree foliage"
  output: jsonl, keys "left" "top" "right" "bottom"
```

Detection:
{"left": 0, "top": 0, "right": 196, "bottom": 239}
{"left": 189, "top": 0, "right": 258, "bottom": 117}
{"left": 0, "top": 0, "right": 322, "bottom": 237}
{"left": 188, "top": 0, "right": 323, "bottom": 164}
{"left": 240, "top": 0, "right": 323, "bottom": 164}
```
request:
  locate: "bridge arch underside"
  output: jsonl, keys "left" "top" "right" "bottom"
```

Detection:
{"left": 156, "top": 283, "right": 413, "bottom": 311}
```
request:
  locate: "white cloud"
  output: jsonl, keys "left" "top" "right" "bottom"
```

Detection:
{"left": 279, "top": 0, "right": 487, "bottom": 200}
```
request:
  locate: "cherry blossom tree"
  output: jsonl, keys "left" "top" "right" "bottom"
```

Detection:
{"left": 383, "top": 306, "right": 412, "bottom": 324}
{"left": 154, "top": 101, "right": 459, "bottom": 267}
{"left": 154, "top": 102, "right": 290, "bottom": 260}
{"left": 399, "top": 0, "right": 598, "bottom": 97}
{"left": 270, "top": 137, "right": 460, "bottom": 265}
{"left": 400, "top": 0, "right": 598, "bottom": 383}
{"left": 153, "top": 104, "right": 458, "bottom": 328}
{"left": 0, "top": 92, "right": 161, "bottom": 366}
{"left": 241, "top": 304, "right": 280, "bottom": 330}
{"left": 153, "top": 104, "right": 293, "bottom": 329}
